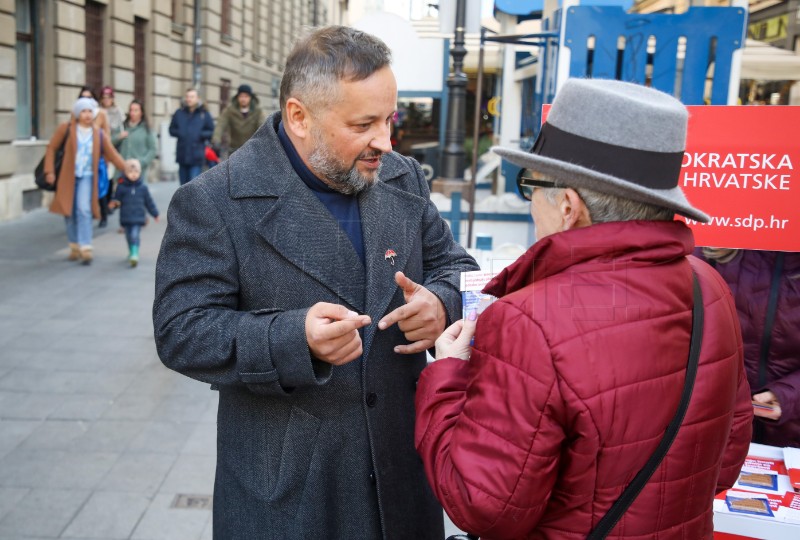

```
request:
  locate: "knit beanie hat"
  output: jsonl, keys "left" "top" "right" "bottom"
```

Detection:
{"left": 73, "top": 97, "right": 99, "bottom": 119}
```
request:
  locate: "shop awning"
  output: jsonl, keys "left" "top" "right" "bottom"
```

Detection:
{"left": 741, "top": 39, "right": 800, "bottom": 81}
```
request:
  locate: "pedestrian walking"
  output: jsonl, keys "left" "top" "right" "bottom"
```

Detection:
{"left": 78, "top": 86, "right": 114, "bottom": 227}
{"left": 114, "top": 99, "right": 157, "bottom": 182}
{"left": 698, "top": 248, "right": 800, "bottom": 448}
{"left": 109, "top": 159, "right": 159, "bottom": 267}
{"left": 169, "top": 88, "right": 215, "bottom": 185}
{"left": 211, "top": 83, "right": 267, "bottom": 158}
{"left": 78, "top": 86, "right": 110, "bottom": 135}
{"left": 43, "top": 97, "right": 126, "bottom": 264}
{"left": 415, "top": 78, "right": 752, "bottom": 539}
{"left": 99, "top": 86, "right": 125, "bottom": 140}
{"left": 153, "top": 25, "right": 478, "bottom": 539}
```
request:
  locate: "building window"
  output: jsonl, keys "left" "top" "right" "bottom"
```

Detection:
{"left": 220, "top": 79, "right": 231, "bottom": 110}
{"left": 15, "top": 0, "right": 37, "bottom": 138}
{"left": 85, "top": 1, "right": 105, "bottom": 94}
{"left": 221, "top": 0, "right": 231, "bottom": 37}
{"left": 134, "top": 17, "right": 147, "bottom": 100}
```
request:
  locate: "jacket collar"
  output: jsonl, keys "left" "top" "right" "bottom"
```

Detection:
{"left": 122, "top": 176, "right": 142, "bottom": 186}
{"left": 484, "top": 220, "right": 695, "bottom": 298}
{"left": 182, "top": 103, "right": 205, "bottom": 114}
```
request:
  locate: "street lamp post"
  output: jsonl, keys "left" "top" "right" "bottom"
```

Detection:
{"left": 439, "top": 0, "right": 467, "bottom": 182}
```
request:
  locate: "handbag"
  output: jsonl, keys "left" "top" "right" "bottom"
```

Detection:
{"left": 97, "top": 131, "right": 110, "bottom": 199}
{"left": 34, "top": 125, "right": 71, "bottom": 191}
{"left": 446, "top": 272, "right": 704, "bottom": 540}
{"left": 97, "top": 156, "right": 109, "bottom": 199}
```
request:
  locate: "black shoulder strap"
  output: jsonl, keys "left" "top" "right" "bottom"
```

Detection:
{"left": 587, "top": 272, "right": 704, "bottom": 540}
{"left": 58, "top": 122, "right": 71, "bottom": 149}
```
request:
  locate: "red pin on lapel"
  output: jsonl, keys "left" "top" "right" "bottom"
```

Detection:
{"left": 384, "top": 249, "right": 397, "bottom": 265}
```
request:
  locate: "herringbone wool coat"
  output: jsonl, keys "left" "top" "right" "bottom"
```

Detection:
{"left": 154, "top": 113, "right": 479, "bottom": 539}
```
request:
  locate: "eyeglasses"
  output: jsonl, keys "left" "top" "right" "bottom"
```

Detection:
{"left": 516, "top": 170, "right": 558, "bottom": 201}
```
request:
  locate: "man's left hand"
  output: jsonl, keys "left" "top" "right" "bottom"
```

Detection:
{"left": 378, "top": 271, "right": 446, "bottom": 354}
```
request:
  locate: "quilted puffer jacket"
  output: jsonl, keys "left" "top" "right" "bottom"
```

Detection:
{"left": 697, "top": 249, "right": 800, "bottom": 447}
{"left": 416, "top": 220, "right": 752, "bottom": 539}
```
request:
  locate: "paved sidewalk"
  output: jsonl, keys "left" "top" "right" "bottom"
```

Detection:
{"left": 0, "top": 181, "right": 464, "bottom": 540}
{"left": 0, "top": 182, "right": 216, "bottom": 539}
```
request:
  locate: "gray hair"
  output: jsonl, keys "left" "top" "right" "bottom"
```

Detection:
{"left": 542, "top": 184, "right": 675, "bottom": 223}
{"left": 279, "top": 26, "right": 392, "bottom": 116}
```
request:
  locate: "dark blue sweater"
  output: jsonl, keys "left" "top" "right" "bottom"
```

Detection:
{"left": 277, "top": 122, "right": 365, "bottom": 266}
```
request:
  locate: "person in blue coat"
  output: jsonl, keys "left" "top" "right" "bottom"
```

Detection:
{"left": 109, "top": 159, "right": 159, "bottom": 267}
{"left": 169, "top": 88, "right": 215, "bottom": 185}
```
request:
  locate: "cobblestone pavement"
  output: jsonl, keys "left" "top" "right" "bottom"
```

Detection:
{"left": 0, "top": 181, "right": 463, "bottom": 539}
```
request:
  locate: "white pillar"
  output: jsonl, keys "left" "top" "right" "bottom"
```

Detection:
{"left": 497, "top": 13, "right": 522, "bottom": 152}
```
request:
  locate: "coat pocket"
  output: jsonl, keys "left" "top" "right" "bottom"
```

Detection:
{"left": 268, "top": 406, "right": 322, "bottom": 513}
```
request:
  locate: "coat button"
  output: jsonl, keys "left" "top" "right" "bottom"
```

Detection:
{"left": 366, "top": 392, "right": 377, "bottom": 407}
{"left": 369, "top": 471, "right": 376, "bottom": 484}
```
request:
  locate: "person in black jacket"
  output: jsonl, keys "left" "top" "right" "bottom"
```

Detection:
{"left": 169, "top": 88, "right": 215, "bottom": 185}
{"left": 109, "top": 159, "right": 159, "bottom": 267}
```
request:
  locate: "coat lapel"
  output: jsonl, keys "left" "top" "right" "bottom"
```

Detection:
{"left": 240, "top": 117, "right": 366, "bottom": 311}
{"left": 359, "top": 167, "right": 425, "bottom": 358}
{"left": 254, "top": 178, "right": 366, "bottom": 312}
{"left": 233, "top": 114, "right": 425, "bottom": 321}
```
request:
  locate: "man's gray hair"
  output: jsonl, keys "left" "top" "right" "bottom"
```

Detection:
{"left": 279, "top": 26, "right": 392, "bottom": 115}
{"left": 542, "top": 184, "right": 675, "bottom": 223}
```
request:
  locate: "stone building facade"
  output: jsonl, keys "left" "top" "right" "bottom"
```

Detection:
{"left": 0, "top": 0, "right": 346, "bottom": 221}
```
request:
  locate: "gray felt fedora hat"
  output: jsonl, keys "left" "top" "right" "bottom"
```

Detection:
{"left": 492, "top": 78, "right": 710, "bottom": 223}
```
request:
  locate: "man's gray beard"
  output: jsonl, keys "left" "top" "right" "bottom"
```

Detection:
{"left": 308, "top": 138, "right": 381, "bottom": 195}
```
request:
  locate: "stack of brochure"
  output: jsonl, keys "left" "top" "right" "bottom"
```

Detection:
{"left": 714, "top": 443, "right": 800, "bottom": 524}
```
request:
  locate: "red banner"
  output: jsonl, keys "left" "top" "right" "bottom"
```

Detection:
{"left": 680, "top": 106, "right": 797, "bottom": 252}
{"left": 541, "top": 105, "right": 799, "bottom": 252}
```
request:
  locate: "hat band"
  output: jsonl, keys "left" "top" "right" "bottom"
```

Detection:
{"left": 532, "top": 122, "right": 684, "bottom": 190}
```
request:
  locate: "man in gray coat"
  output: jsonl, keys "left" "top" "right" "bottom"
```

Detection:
{"left": 153, "top": 26, "right": 478, "bottom": 539}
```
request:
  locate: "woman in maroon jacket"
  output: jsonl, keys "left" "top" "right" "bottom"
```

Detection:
{"left": 698, "top": 248, "right": 800, "bottom": 448}
{"left": 415, "top": 79, "right": 752, "bottom": 539}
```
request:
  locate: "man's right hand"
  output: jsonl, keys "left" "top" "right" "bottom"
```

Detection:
{"left": 305, "top": 302, "right": 371, "bottom": 366}
{"left": 46, "top": 173, "right": 56, "bottom": 185}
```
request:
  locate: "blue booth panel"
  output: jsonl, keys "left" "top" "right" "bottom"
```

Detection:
{"left": 562, "top": 6, "right": 747, "bottom": 105}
